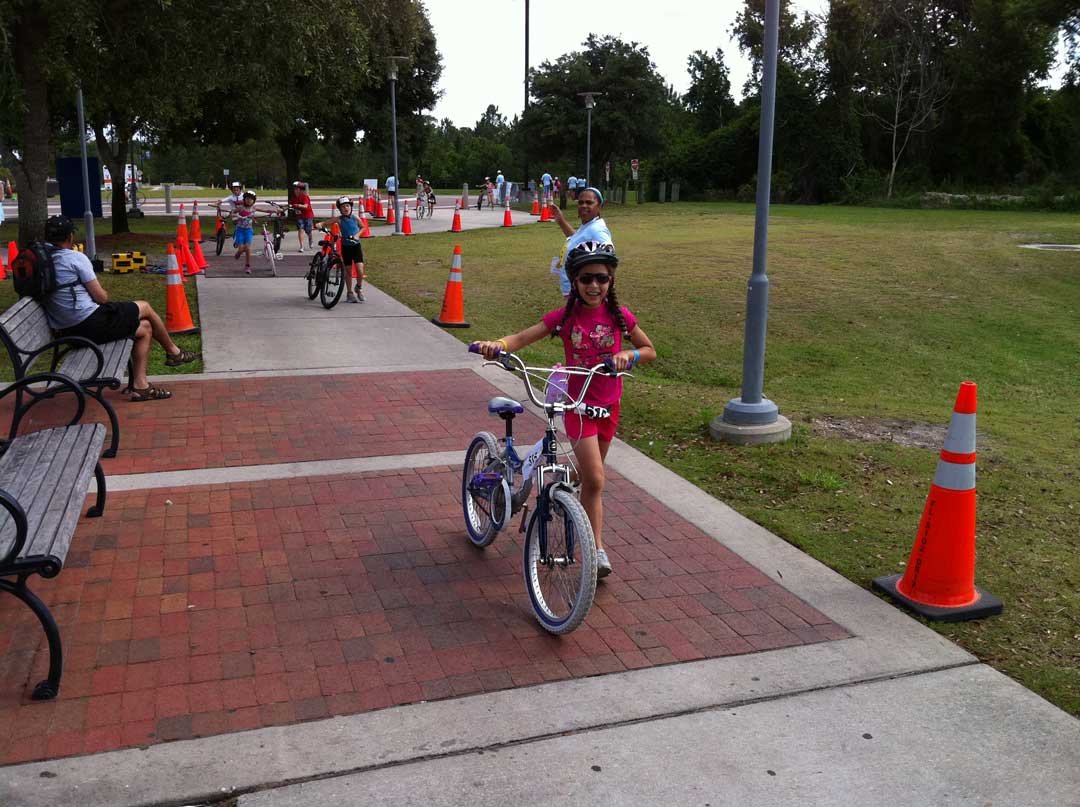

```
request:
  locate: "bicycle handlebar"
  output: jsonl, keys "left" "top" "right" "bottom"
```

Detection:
{"left": 467, "top": 345, "right": 631, "bottom": 415}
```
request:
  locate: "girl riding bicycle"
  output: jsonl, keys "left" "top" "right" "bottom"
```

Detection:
{"left": 318, "top": 195, "right": 366, "bottom": 303}
{"left": 475, "top": 241, "right": 655, "bottom": 579}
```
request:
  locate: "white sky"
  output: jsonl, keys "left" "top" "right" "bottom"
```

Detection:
{"left": 425, "top": 0, "right": 1071, "bottom": 128}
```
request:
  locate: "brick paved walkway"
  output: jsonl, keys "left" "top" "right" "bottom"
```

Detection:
{"left": 2, "top": 370, "right": 535, "bottom": 475}
{"left": 0, "top": 464, "right": 846, "bottom": 765}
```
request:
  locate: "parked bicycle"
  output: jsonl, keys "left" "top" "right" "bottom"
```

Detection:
{"left": 214, "top": 209, "right": 233, "bottom": 256}
{"left": 462, "top": 346, "right": 631, "bottom": 634}
{"left": 305, "top": 226, "right": 345, "bottom": 309}
{"left": 258, "top": 216, "right": 281, "bottom": 277}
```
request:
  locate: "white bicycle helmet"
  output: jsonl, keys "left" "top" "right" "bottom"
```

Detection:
{"left": 242, "top": 190, "right": 257, "bottom": 202}
{"left": 336, "top": 195, "right": 352, "bottom": 211}
{"left": 230, "top": 181, "right": 242, "bottom": 191}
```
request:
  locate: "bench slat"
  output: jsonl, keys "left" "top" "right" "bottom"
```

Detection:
{"left": 7, "top": 305, "right": 54, "bottom": 354}
{"left": 0, "top": 425, "right": 105, "bottom": 566}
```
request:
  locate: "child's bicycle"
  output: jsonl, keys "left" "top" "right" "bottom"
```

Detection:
{"left": 257, "top": 217, "right": 282, "bottom": 277}
{"left": 305, "top": 227, "right": 345, "bottom": 309}
{"left": 462, "top": 345, "right": 631, "bottom": 634}
{"left": 214, "top": 210, "right": 233, "bottom": 256}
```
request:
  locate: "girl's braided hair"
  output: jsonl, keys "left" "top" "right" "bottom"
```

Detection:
{"left": 554, "top": 241, "right": 629, "bottom": 339}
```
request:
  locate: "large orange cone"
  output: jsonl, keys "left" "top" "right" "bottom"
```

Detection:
{"left": 531, "top": 194, "right": 540, "bottom": 216}
{"left": 449, "top": 200, "right": 462, "bottom": 233}
{"left": 502, "top": 197, "right": 513, "bottom": 227}
{"left": 386, "top": 201, "right": 396, "bottom": 226}
{"left": 365, "top": 194, "right": 374, "bottom": 214}
{"left": 375, "top": 196, "right": 385, "bottom": 219}
{"left": 7, "top": 241, "right": 17, "bottom": 272}
{"left": 176, "top": 205, "right": 201, "bottom": 277}
{"left": 359, "top": 212, "right": 372, "bottom": 238}
{"left": 164, "top": 244, "right": 199, "bottom": 335}
{"left": 873, "top": 382, "right": 1002, "bottom": 621}
{"left": 432, "top": 244, "right": 470, "bottom": 328}
{"left": 0, "top": 251, "right": 6, "bottom": 281}
{"left": 331, "top": 221, "right": 343, "bottom": 255}
{"left": 189, "top": 203, "right": 209, "bottom": 271}
{"left": 401, "top": 205, "right": 413, "bottom": 235}
{"left": 539, "top": 193, "right": 552, "bottom": 222}
{"left": 191, "top": 201, "right": 203, "bottom": 241}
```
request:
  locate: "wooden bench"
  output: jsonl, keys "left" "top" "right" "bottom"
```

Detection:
{"left": 0, "top": 296, "right": 132, "bottom": 458}
{"left": 0, "top": 374, "right": 107, "bottom": 700}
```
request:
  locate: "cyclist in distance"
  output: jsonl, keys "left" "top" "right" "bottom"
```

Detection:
{"left": 473, "top": 242, "right": 656, "bottom": 579}
{"left": 318, "top": 195, "right": 367, "bottom": 303}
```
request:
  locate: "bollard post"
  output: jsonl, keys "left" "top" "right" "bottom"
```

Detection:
{"left": 658, "top": 181, "right": 667, "bottom": 203}
{"left": 462, "top": 182, "right": 469, "bottom": 210}
{"left": 672, "top": 182, "right": 680, "bottom": 203}
{"left": 163, "top": 183, "right": 173, "bottom": 215}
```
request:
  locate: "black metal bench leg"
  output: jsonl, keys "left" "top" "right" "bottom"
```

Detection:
{"left": 86, "top": 387, "right": 121, "bottom": 458}
{"left": 0, "top": 578, "right": 63, "bottom": 700}
{"left": 88, "top": 462, "right": 106, "bottom": 518}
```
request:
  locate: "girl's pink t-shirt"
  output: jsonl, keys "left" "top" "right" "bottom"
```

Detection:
{"left": 541, "top": 303, "right": 638, "bottom": 407}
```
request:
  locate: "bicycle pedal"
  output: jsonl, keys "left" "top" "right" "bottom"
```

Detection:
{"left": 518, "top": 503, "right": 530, "bottom": 533}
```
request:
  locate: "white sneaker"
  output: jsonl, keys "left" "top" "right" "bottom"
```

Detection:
{"left": 299, "top": 246, "right": 306, "bottom": 254}
{"left": 596, "top": 549, "right": 612, "bottom": 579}
{"left": 346, "top": 293, "right": 359, "bottom": 303}
{"left": 355, "top": 288, "right": 365, "bottom": 302}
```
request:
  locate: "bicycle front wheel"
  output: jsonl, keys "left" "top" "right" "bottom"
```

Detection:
{"left": 306, "top": 254, "right": 322, "bottom": 299}
{"left": 215, "top": 226, "right": 225, "bottom": 256}
{"left": 524, "top": 487, "right": 597, "bottom": 634}
{"left": 320, "top": 255, "right": 345, "bottom": 309}
{"left": 462, "top": 432, "right": 510, "bottom": 547}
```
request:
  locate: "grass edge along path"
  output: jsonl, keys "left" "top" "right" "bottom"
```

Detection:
{"left": 367, "top": 201, "right": 1080, "bottom": 717}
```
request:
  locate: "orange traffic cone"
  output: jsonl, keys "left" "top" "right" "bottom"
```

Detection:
{"left": 0, "top": 250, "right": 6, "bottom": 281}
{"left": 531, "top": 194, "right": 540, "bottom": 216}
{"left": 502, "top": 197, "right": 513, "bottom": 227}
{"left": 386, "top": 202, "right": 396, "bottom": 226}
{"left": 873, "top": 382, "right": 1002, "bottom": 621}
{"left": 189, "top": 202, "right": 209, "bottom": 271}
{"left": 365, "top": 194, "right": 374, "bottom": 214}
{"left": 449, "top": 200, "right": 463, "bottom": 233}
{"left": 432, "top": 244, "right": 470, "bottom": 328}
{"left": 191, "top": 201, "right": 203, "bottom": 241}
{"left": 164, "top": 245, "right": 199, "bottom": 335}
{"left": 359, "top": 213, "right": 372, "bottom": 238}
{"left": 331, "top": 221, "right": 343, "bottom": 254}
{"left": 8, "top": 241, "right": 18, "bottom": 274}
{"left": 539, "top": 194, "right": 552, "bottom": 222}
{"left": 190, "top": 234, "right": 209, "bottom": 272}
{"left": 401, "top": 205, "right": 413, "bottom": 235}
{"left": 176, "top": 206, "right": 200, "bottom": 276}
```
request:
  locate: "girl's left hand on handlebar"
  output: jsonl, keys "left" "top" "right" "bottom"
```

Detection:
{"left": 470, "top": 341, "right": 505, "bottom": 360}
{"left": 610, "top": 350, "right": 637, "bottom": 372}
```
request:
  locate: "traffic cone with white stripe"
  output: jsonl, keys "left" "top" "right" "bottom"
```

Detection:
{"left": 449, "top": 200, "right": 463, "bottom": 233}
{"left": 401, "top": 204, "right": 413, "bottom": 235}
{"left": 873, "top": 382, "right": 1002, "bottom": 621}
{"left": 432, "top": 244, "right": 469, "bottom": 328}
{"left": 502, "top": 196, "right": 513, "bottom": 227}
{"left": 165, "top": 244, "right": 199, "bottom": 335}
{"left": 190, "top": 202, "right": 209, "bottom": 271}
{"left": 176, "top": 205, "right": 201, "bottom": 277}
{"left": 359, "top": 212, "right": 372, "bottom": 239}
{"left": 531, "top": 193, "right": 540, "bottom": 216}
{"left": 386, "top": 201, "right": 396, "bottom": 226}
{"left": 539, "top": 194, "right": 552, "bottom": 222}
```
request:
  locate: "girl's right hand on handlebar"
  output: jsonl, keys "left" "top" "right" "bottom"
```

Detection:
{"left": 469, "top": 341, "right": 505, "bottom": 360}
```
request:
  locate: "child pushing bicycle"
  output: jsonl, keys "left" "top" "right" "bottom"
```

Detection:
{"left": 318, "top": 195, "right": 366, "bottom": 303}
{"left": 474, "top": 241, "right": 655, "bottom": 579}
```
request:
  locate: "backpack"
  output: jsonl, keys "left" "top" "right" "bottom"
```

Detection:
{"left": 11, "top": 241, "right": 77, "bottom": 300}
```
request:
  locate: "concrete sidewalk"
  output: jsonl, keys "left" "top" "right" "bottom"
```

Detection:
{"left": 0, "top": 265, "right": 1077, "bottom": 805}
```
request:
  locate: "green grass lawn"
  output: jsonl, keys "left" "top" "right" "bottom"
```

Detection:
{"left": 365, "top": 201, "right": 1080, "bottom": 716}
{"left": 0, "top": 217, "right": 203, "bottom": 379}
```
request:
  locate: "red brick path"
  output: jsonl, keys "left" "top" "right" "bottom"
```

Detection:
{"left": 0, "top": 466, "right": 846, "bottom": 765}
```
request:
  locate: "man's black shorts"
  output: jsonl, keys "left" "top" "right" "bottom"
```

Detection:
{"left": 342, "top": 240, "right": 364, "bottom": 266}
{"left": 61, "top": 301, "right": 140, "bottom": 344}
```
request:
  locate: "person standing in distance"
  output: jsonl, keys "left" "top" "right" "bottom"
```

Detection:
{"left": 541, "top": 170, "right": 553, "bottom": 201}
{"left": 549, "top": 187, "right": 612, "bottom": 296}
{"left": 496, "top": 169, "right": 506, "bottom": 205}
{"left": 386, "top": 173, "right": 398, "bottom": 215}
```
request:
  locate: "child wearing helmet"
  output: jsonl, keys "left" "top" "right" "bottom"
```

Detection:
{"left": 474, "top": 241, "right": 655, "bottom": 580}
{"left": 233, "top": 190, "right": 266, "bottom": 273}
{"left": 318, "top": 196, "right": 366, "bottom": 303}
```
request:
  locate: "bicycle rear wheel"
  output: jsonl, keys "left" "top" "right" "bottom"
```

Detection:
{"left": 523, "top": 487, "right": 597, "bottom": 634}
{"left": 320, "top": 255, "right": 345, "bottom": 309}
{"left": 273, "top": 219, "right": 284, "bottom": 253}
{"left": 215, "top": 226, "right": 225, "bottom": 256}
{"left": 462, "top": 432, "right": 510, "bottom": 548}
{"left": 306, "top": 254, "right": 322, "bottom": 299}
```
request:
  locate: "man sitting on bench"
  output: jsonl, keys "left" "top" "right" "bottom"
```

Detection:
{"left": 42, "top": 215, "right": 199, "bottom": 402}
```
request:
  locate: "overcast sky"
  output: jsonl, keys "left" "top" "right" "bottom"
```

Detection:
{"left": 426, "top": 0, "right": 1071, "bottom": 128}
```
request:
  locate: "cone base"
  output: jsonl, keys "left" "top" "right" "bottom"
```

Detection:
{"left": 167, "top": 326, "right": 200, "bottom": 336}
{"left": 872, "top": 573, "right": 1002, "bottom": 622}
{"left": 431, "top": 317, "right": 470, "bottom": 329}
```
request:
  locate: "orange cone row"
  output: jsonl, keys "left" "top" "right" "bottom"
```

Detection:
{"left": 164, "top": 244, "right": 199, "bottom": 335}
{"left": 432, "top": 244, "right": 469, "bottom": 328}
{"left": 873, "top": 382, "right": 1002, "bottom": 621}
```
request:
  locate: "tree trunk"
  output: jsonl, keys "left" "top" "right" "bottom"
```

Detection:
{"left": 94, "top": 125, "right": 130, "bottom": 234}
{"left": 12, "top": 7, "right": 51, "bottom": 244}
{"left": 275, "top": 128, "right": 306, "bottom": 185}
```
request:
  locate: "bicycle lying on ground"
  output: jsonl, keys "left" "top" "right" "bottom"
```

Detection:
{"left": 461, "top": 345, "right": 631, "bottom": 634}
{"left": 305, "top": 226, "right": 345, "bottom": 309}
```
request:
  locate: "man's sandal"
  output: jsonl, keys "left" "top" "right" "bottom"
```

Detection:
{"left": 165, "top": 349, "right": 200, "bottom": 367}
{"left": 129, "top": 385, "right": 172, "bottom": 402}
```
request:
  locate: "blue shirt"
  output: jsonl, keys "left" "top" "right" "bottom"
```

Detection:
{"left": 496, "top": 173, "right": 505, "bottom": 186}
{"left": 386, "top": 175, "right": 397, "bottom": 192}
{"left": 339, "top": 214, "right": 360, "bottom": 239}
{"left": 556, "top": 217, "right": 613, "bottom": 295}
{"left": 567, "top": 176, "right": 577, "bottom": 190}
{"left": 541, "top": 172, "right": 552, "bottom": 188}
{"left": 44, "top": 248, "right": 98, "bottom": 330}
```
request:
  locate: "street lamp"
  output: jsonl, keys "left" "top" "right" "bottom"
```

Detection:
{"left": 386, "top": 56, "right": 408, "bottom": 235}
{"left": 709, "top": 0, "right": 791, "bottom": 446}
{"left": 577, "top": 92, "right": 602, "bottom": 186}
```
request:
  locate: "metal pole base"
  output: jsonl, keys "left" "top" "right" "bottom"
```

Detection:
{"left": 710, "top": 397, "right": 791, "bottom": 445}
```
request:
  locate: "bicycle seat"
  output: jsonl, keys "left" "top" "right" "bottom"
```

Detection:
{"left": 488, "top": 397, "right": 524, "bottom": 415}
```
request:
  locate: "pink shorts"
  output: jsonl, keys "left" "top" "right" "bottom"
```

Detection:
{"left": 564, "top": 403, "right": 620, "bottom": 443}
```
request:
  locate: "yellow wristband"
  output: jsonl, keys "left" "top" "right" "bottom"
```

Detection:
{"left": 496, "top": 339, "right": 509, "bottom": 352}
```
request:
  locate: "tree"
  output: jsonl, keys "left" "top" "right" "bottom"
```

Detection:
{"left": 684, "top": 49, "right": 737, "bottom": 132}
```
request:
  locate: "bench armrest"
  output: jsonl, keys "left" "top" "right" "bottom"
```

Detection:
{"left": 0, "top": 487, "right": 29, "bottom": 569}
{"left": 0, "top": 373, "right": 89, "bottom": 437}
{"left": 22, "top": 335, "right": 105, "bottom": 382}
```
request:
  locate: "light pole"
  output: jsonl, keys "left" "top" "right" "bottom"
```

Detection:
{"left": 523, "top": 0, "right": 530, "bottom": 188}
{"left": 577, "top": 92, "right": 602, "bottom": 186}
{"left": 709, "top": 0, "right": 791, "bottom": 446}
{"left": 75, "top": 86, "right": 97, "bottom": 262}
{"left": 387, "top": 56, "right": 408, "bottom": 235}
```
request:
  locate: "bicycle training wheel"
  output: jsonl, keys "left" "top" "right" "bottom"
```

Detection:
{"left": 215, "top": 226, "right": 225, "bottom": 256}
{"left": 523, "top": 487, "right": 597, "bottom": 634}
{"left": 306, "top": 254, "right": 322, "bottom": 300}
{"left": 462, "top": 431, "right": 510, "bottom": 548}
{"left": 320, "top": 255, "right": 345, "bottom": 309}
